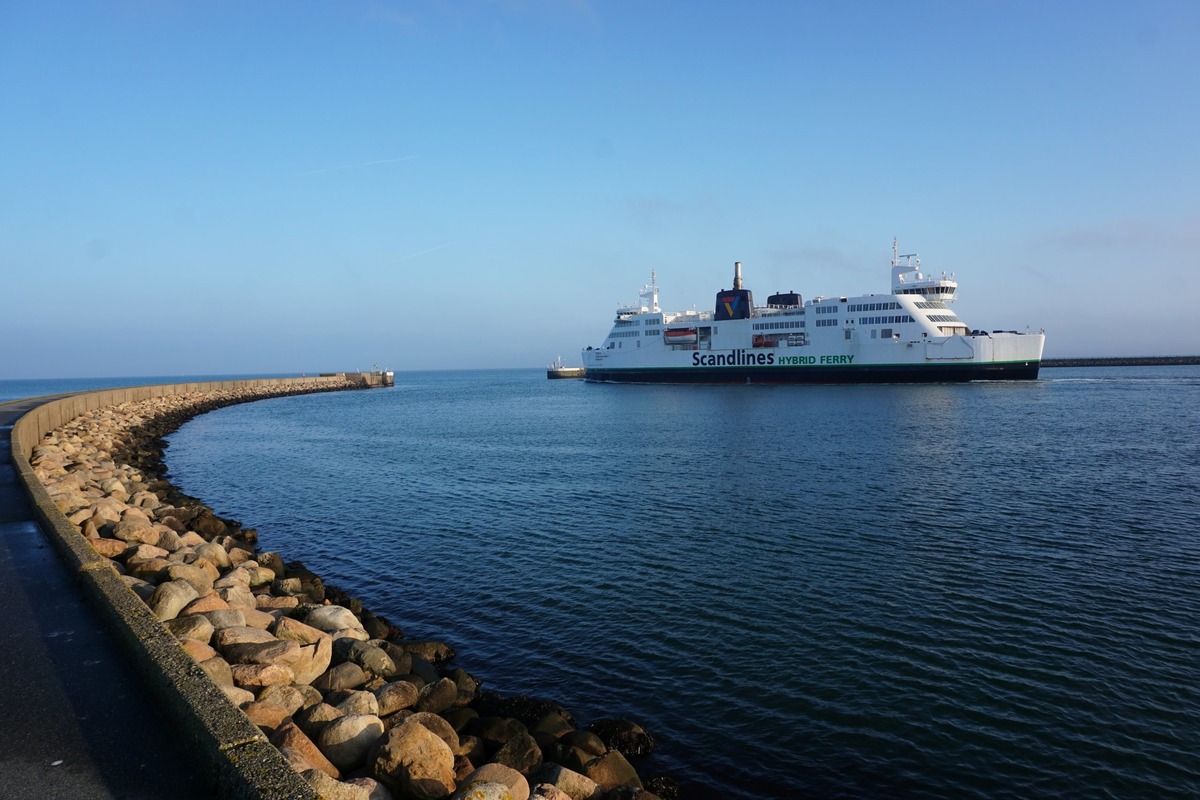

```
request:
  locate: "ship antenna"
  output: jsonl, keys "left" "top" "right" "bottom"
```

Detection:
{"left": 733, "top": 261, "right": 743, "bottom": 290}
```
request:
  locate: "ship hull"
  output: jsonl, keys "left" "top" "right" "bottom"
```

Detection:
{"left": 585, "top": 360, "right": 1040, "bottom": 384}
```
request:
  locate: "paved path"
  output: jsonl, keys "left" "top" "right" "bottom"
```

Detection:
{"left": 0, "top": 397, "right": 208, "bottom": 799}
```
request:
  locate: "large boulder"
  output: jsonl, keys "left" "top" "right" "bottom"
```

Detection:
{"left": 370, "top": 719, "right": 457, "bottom": 800}
{"left": 416, "top": 678, "right": 459, "bottom": 714}
{"left": 581, "top": 751, "right": 641, "bottom": 791}
{"left": 222, "top": 639, "right": 302, "bottom": 667}
{"left": 461, "top": 764, "right": 529, "bottom": 800}
{"left": 314, "top": 662, "right": 369, "bottom": 692}
{"left": 376, "top": 680, "right": 420, "bottom": 716}
{"left": 317, "top": 714, "right": 386, "bottom": 772}
{"left": 148, "top": 579, "right": 199, "bottom": 621}
{"left": 292, "top": 637, "right": 334, "bottom": 685}
{"left": 334, "top": 639, "right": 399, "bottom": 678}
{"left": 274, "top": 615, "right": 329, "bottom": 644}
{"left": 492, "top": 732, "right": 543, "bottom": 776}
{"left": 306, "top": 605, "right": 365, "bottom": 634}
{"left": 528, "top": 764, "right": 601, "bottom": 800}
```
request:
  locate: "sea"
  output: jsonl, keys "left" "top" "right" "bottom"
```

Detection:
{"left": 6, "top": 367, "right": 1200, "bottom": 798}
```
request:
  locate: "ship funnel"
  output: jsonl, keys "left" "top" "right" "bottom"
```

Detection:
{"left": 733, "top": 261, "right": 743, "bottom": 290}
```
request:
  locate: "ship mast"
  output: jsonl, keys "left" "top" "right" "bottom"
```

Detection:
{"left": 639, "top": 270, "right": 660, "bottom": 313}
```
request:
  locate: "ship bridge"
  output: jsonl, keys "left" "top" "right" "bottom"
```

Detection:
{"left": 890, "top": 239, "right": 958, "bottom": 302}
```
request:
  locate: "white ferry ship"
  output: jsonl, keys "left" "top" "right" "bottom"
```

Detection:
{"left": 581, "top": 241, "right": 1044, "bottom": 383}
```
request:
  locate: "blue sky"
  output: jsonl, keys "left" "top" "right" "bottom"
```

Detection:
{"left": 2, "top": 1, "right": 1197, "bottom": 377}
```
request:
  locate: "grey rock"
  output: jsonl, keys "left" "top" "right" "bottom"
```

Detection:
{"left": 415, "top": 677, "right": 458, "bottom": 714}
{"left": 148, "top": 579, "right": 199, "bottom": 621}
{"left": 316, "top": 714, "right": 386, "bottom": 771}
{"left": 306, "top": 605, "right": 365, "bottom": 634}
{"left": 165, "top": 614, "right": 214, "bottom": 644}
{"left": 375, "top": 680, "right": 420, "bottom": 716}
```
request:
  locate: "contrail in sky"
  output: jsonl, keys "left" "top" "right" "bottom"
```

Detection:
{"left": 396, "top": 244, "right": 450, "bottom": 262}
{"left": 301, "top": 156, "right": 420, "bottom": 175}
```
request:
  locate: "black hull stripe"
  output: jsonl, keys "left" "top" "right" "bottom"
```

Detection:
{"left": 584, "top": 362, "right": 1041, "bottom": 384}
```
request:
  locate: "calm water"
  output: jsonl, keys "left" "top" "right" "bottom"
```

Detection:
{"left": 150, "top": 368, "right": 1200, "bottom": 798}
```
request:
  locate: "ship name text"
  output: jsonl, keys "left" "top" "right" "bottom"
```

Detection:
{"left": 776, "top": 355, "right": 856, "bottom": 366}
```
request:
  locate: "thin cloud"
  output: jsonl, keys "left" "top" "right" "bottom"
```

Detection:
{"left": 396, "top": 244, "right": 450, "bottom": 263}
{"left": 300, "top": 156, "right": 420, "bottom": 176}
{"left": 1035, "top": 213, "right": 1200, "bottom": 251}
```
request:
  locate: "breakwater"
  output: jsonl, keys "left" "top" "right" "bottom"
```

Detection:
{"left": 1041, "top": 355, "right": 1200, "bottom": 367}
{"left": 13, "top": 379, "right": 673, "bottom": 800}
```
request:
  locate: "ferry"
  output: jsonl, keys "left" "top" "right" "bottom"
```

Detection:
{"left": 581, "top": 241, "right": 1044, "bottom": 384}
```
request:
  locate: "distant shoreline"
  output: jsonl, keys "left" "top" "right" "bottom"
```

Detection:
{"left": 1041, "top": 356, "right": 1200, "bottom": 368}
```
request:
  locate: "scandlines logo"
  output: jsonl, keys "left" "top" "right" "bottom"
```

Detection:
{"left": 692, "top": 350, "right": 775, "bottom": 366}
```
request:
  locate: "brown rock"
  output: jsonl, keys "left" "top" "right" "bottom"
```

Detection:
{"left": 230, "top": 663, "right": 295, "bottom": 689}
{"left": 257, "top": 684, "right": 308, "bottom": 716}
{"left": 166, "top": 563, "right": 215, "bottom": 595}
{"left": 376, "top": 680, "right": 420, "bottom": 716}
{"left": 463, "top": 764, "right": 531, "bottom": 800}
{"left": 582, "top": 750, "right": 641, "bottom": 791}
{"left": 256, "top": 594, "right": 300, "bottom": 610}
{"left": 165, "top": 614, "right": 214, "bottom": 644}
{"left": 179, "top": 637, "right": 217, "bottom": 662}
{"left": 294, "top": 702, "right": 345, "bottom": 739}
{"left": 128, "top": 557, "right": 172, "bottom": 583}
{"left": 181, "top": 593, "right": 231, "bottom": 616}
{"left": 243, "top": 700, "right": 291, "bottom": 734}
{"left": 403, "top": 712, "right": 460, "bottom": 752}
{"left": 89, "top": 538, "right": 128, "bottom": 558}
{"left": 300, "top": 770, "right": 371, "bottom": 800}
{"left": 492, "top": 732, "right": 543, "bottom": 776}
{"left": 214, "top": 625, "right": 277, "bottom": 648}
{"left": 113, "top": 519, "right": 160, "bottom": 545}
{"left": 242, "top": 607, "right": 278, "bottom": 630}
{"left": 218, "top": 584, "right": 258, "bottom": 610}
{"left": 291, "top": 637, "right": 334, "bottom": 685}
{"left": 370, "top": 720, "right": 456, "bottom": 800}
{"left": 223, "top": 639, "right": 302, "bottom": 667}
{"left": 274, "top": 616, "right": 329, "bottom": 645}
{"left": 222, "top": 685, "right": 256, "bottom": 706}
{"left": 199, "top": 656, "right": 233, "bottom": 686}
{"left": 272, "top": 720, "right": 341, "bottom": 779}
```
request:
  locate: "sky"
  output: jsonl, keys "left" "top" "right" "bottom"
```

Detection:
{"left": 2, "top": 0, "right": 1197, "bottom": 378}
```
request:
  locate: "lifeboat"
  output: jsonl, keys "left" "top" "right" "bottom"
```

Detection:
{"left": 664, "top": 327, "right": 698, "bottom": 345}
